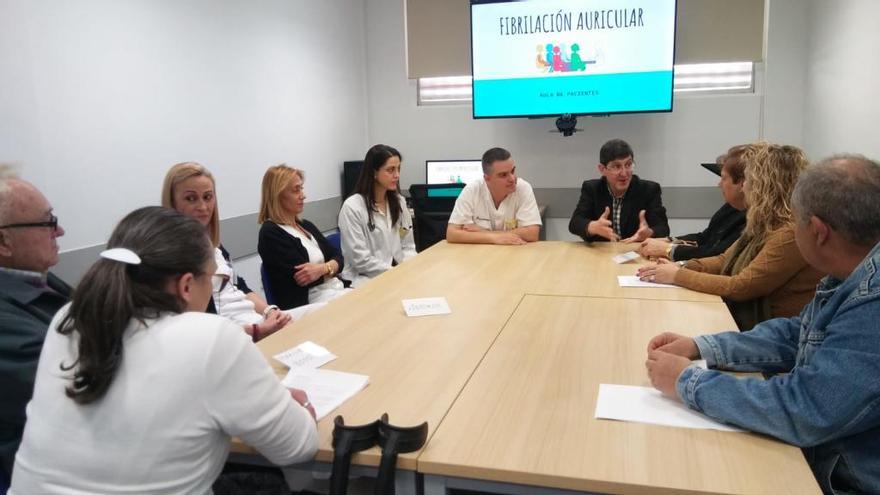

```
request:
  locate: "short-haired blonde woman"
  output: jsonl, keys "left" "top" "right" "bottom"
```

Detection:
{"left": 638, "top": 143, "right": 824, "bottom": 329}
{"left": 258, "top": 165, "right": 349, "bottom": 309}
{"left": 162, "top": 162, "right": 297, "bottom": 340}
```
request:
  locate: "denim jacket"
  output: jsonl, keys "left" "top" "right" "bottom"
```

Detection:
{"left": 677, "top": 241, "right": 880, "bottom": 494}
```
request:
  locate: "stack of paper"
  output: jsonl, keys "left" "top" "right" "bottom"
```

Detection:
{"left": 273, "top": 341, "right": 369, "bottom": 420}
{"left": 617, "top": 275, "right": 679, "bottom": 289}
{"left": 282, "top": 368, "right": 370, "bottom": 420}
{"left": 594, "top": 384, "right": 742, "bottom": 432}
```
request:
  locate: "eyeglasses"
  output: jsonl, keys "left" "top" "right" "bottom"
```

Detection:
{"left": 603, "top": 162, "right": 635, "bottom": 173}
{"left": 212, "top": 274, "right": 230, "bottom": 292}
{"left": 0, "top": 214, "right": 59, "bottom": 230}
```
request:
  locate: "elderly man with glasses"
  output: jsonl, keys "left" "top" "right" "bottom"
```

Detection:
{"left": 569, "top": 139, "right": 669, "bottom": 243}
{"left": 0, "top": 174, "right": 71, "bottom": 481}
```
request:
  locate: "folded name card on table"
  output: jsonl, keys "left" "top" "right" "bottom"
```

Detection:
{"left": 402, "top": 297, "right": 451, "bottom": 317}
{"left": 274, "top": 341, "right": 336, "bottom": 370}
{"left": 282, "top": 368, "right": 370, "bottom": 421}
{"left": 617, "top": 275, "right": 679, "bottom": 289}
{"left": 612, "top": 251, "right": 640, "bottom": 264}
{"left": 594, "top": 384, "right": 742, "bottom": 432}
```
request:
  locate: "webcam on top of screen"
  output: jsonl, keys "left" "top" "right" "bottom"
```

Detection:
{"left": 552, "top": 114, "right": 582, "bottom": 137}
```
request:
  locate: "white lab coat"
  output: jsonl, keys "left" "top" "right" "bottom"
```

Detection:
{"left": 338, "top": 193, "right": 416, "bottom": 288}
{"left": 214, "top": 248, "right": 326, "bottom": 323}
{"left": 448, "top": 178, "right": 542, "bottom": 231}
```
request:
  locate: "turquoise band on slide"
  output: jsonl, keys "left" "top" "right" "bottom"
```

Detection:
{"left": 473, "top": 70, "right": 673, "bottom": 117}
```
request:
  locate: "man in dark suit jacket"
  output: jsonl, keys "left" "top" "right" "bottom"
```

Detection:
{"left": 0, "top": 177, "right": 71, "bottom": 480}
{"left": 569, "top": 139, "right": 670, "bottom": 242}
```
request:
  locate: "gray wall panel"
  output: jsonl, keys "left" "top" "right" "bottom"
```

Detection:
{"left": 220, "top": 196, "right": 341, "bottom": 258}
{"left": 53, "top": 244, "right": 104, "bottom": 288}
{"left": 55, "top": 197, "right": 343, "bottom": 286}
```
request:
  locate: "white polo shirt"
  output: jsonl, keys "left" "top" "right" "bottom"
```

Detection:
{"left": 448, "top": 178, "right": 542, "bottom": 231}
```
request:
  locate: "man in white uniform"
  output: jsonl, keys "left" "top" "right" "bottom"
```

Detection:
{"left": 446, "top": 147, "right": 542, "bottom": 245}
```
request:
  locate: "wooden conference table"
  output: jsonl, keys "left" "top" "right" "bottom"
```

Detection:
{"left": 233, "top": 241, "right": 821, "bottom": 495}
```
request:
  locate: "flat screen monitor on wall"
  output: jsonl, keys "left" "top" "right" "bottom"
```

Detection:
{"left": 426, "top": 160, "right": 484, "bottom": 185}
{"left": 470, "top": 0, "right": 677, "bottom": 118}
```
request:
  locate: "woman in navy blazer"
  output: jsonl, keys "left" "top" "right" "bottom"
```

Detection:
{"left": 258, "top": 165, "right": 349, "bottom": 310}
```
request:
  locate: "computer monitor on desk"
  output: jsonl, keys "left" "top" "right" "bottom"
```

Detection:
{"left": 426, "top": 160, "right": 483, "bottom": 185}
{"left": 409, "top": 183, "right": 466, "bottom": 252}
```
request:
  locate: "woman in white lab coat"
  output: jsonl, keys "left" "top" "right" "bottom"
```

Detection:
{"left": 338, "top": 144, "right": 416, "bottom": 287}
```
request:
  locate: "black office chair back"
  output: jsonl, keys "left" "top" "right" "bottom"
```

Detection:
{"left": 408, "top": 183, "right": 465, "bottom": 252}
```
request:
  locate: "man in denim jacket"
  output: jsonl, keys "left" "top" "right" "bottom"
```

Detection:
{"left": 645, "top": 154, "right": 880, "bottom": 494}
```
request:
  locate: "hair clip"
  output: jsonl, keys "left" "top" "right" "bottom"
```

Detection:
{"left": 100, "top": 247, "right": 142, "bottom": 265}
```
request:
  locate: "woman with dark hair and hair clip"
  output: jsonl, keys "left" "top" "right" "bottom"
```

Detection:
{"left": 10, "top": 207, "right": 317, "bottom": 494}
{"left": 337, "top": 144, "right": 416, "bottom": 287}
{"left": 638, "top": 142, "right": 824, "bottom": 329}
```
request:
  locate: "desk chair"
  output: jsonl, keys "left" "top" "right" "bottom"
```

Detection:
{"left": 409, "top": 183, "right": 465, "bottom": 252}
{"left": 260, "top": 264, "right": 275, "bottom": 305}
{"left": 325, "top": 231, "right": 342, "bottom": 253}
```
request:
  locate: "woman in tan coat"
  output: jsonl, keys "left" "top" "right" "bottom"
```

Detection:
{"left": 638, "top": 142, "right": 824, "bottom": 329}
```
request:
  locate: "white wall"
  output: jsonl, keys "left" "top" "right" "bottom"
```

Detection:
{"left": 6, "top": 0, "right": 872, "bottom": 254}
{"left": 0, "top": 0, "right": 369, "bottom": 251}
{"left": 801, "top": 0, "right": 880, "bottom": 161}
{"left": 761, "top": 0, "right": 809, "bottom": 147}
{"left": 364, "top": 0, "right": 763, "bottom": 195}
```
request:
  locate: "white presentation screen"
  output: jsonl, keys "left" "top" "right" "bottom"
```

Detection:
{"left": 471, "top": 0, "right": 677, "bottom": 118}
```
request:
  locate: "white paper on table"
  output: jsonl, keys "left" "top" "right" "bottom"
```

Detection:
{"left": 282, "top": 368, "right": 370, "bottom": 421}
{"left": 594, "top": 384, "right": 743, "bottom": 432}
{"left": 273, "top": 341, "right": 336, "bottom": 370}
{"left": 402, "top": 297, "right": 451, "bottom": 317}
{"left": 617, "top": 275, "right": 679, "bottom": 289}
{"left": 612, "top": 251, "right": 640, "bottom": 264}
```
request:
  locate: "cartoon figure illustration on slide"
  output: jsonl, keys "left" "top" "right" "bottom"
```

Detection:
{"left": 535, "top": 44, "right": 550, "bottom": 71}
{"left": 558, "top": 43, "right": 572, "bottom": 68}
{"left": 569, "top": 43, "right": 587, "bottom": 71}
{"left": 535, "top": 42, "right": 597, "bottom": 74}
{"left": 552, "top": 46, "right": 569, "bottom": 72}
{"left": 545, "top": 43, "right": 555, "bottom": 72}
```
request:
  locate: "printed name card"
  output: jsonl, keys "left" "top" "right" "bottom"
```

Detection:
{"left": 274, "top": 341, "right": 336, "bottom": 370}
{"left": 612, "top": 251, "right": 640, "bottom": 264}
{"left": 402, "top": 297, "right": 452, "bottom": 317}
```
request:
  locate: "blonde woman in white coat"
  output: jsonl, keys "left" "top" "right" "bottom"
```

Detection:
{"left": 338, "top": 144, "right": 416, "bottom": 288}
